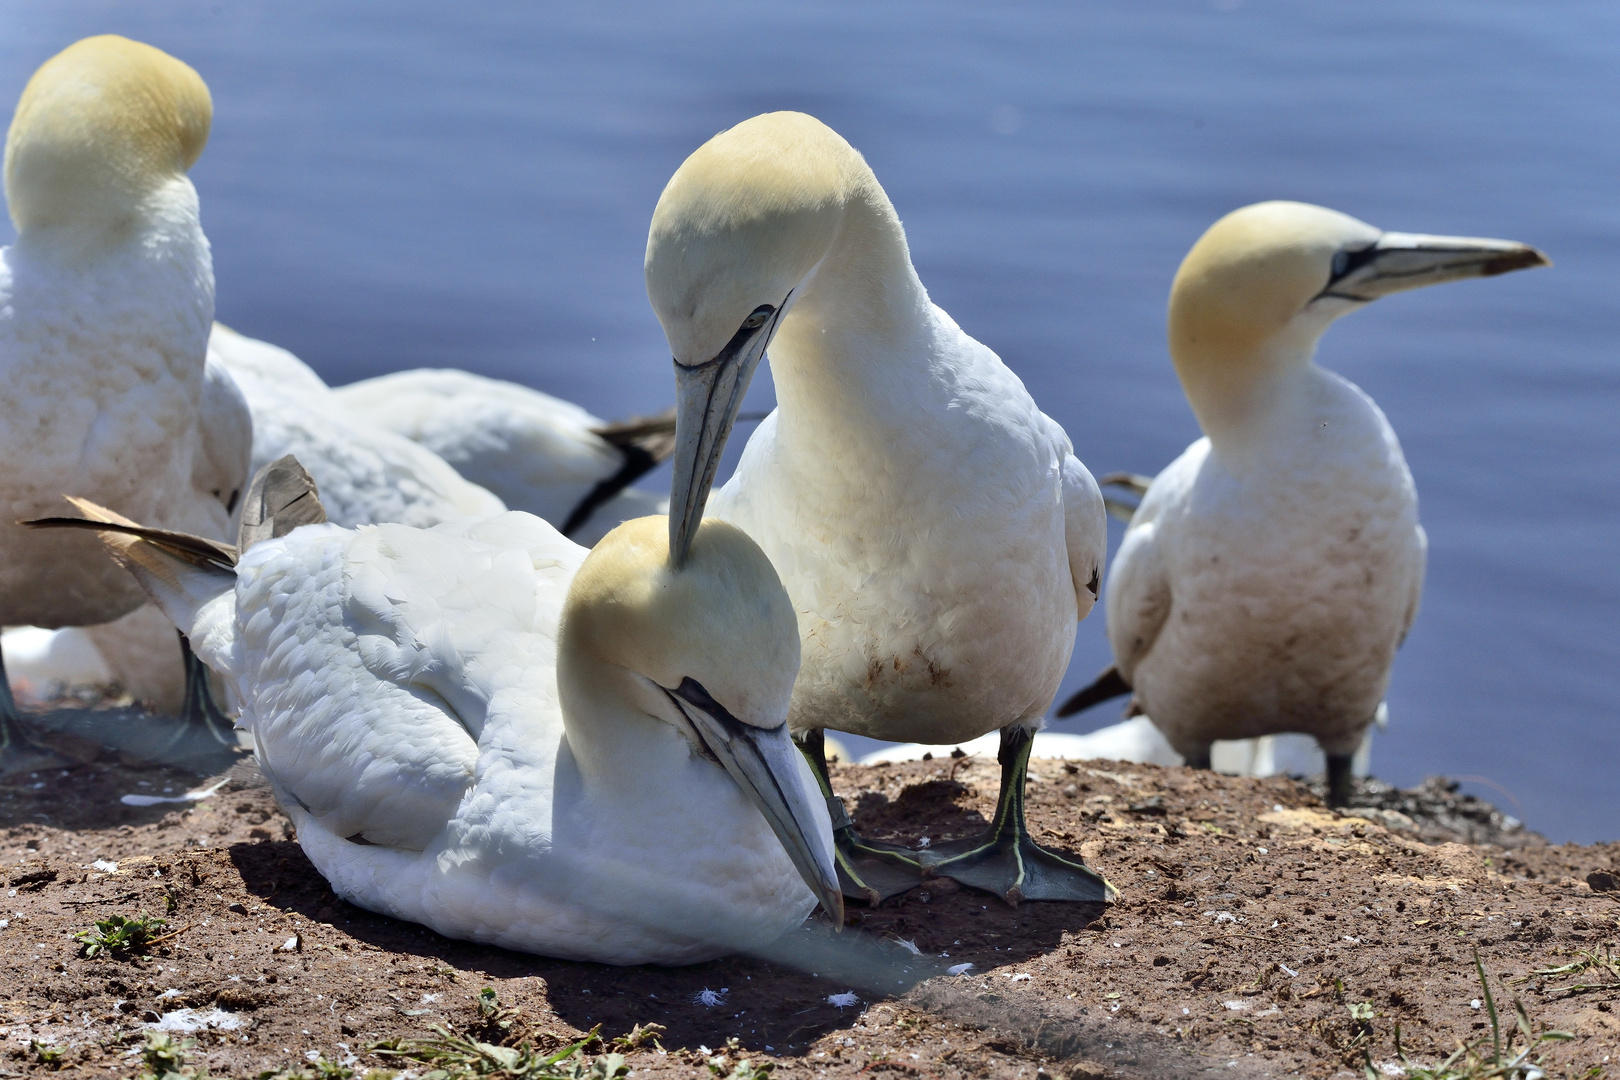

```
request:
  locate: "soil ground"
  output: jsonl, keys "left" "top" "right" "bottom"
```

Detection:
{"left": 0, "top": 704, "right": 1616, "bottom": 1079}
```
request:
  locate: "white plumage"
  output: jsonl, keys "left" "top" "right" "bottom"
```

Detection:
{"left": 0, "top": 37, "right": 251, "bottom": 755}
{"left": 0, "top": 37, "right": 235, "bottom": 631}
{"left": 74, "top": 503, "right": 838, "bottom": 965}
{"left": 648, "top": 112, "right": 1110, "bottom": 903}
{"left": 209, "top": 325, "right": 506, "bottom": 529}
{"left": 1067, "top": 201, "right": 1546, "bottom": 803}
{"left": 334, "top": 368, "right": 668, "bottom": 546}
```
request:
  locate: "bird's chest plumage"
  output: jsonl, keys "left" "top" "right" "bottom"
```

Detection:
{"left": 0, "top": 239, "right": 214, "bottom": 625}
{"left": 1140, "top": 392, "right": 1423, "bottom": 748}
{"left": 712, "top": 369, "right": 1075, "bottom": 742}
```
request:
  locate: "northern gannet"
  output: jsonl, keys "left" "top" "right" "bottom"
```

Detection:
{"left": 333, "top": 368, "right": 673, "bottom": 545}
{"left": 1057, "top": 201, "right": 1547, "bottom": 806}
{"left": 0, "top": 36, "right": 248, "bottom": 765}
{"left": 35, "top": 465, "right": 841, "bottom": 964}
{"left": 208, "top": 325, "right": 507, "bottom": 529}
{"left": 646, "top": 112, "right": 1111, "bottom": 905}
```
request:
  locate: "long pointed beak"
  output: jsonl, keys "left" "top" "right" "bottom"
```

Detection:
{"left": 669, "top": 679, "right": 843, "bottom": 926}
{"left": 1323, "top": 232, "right": 1549, "bottom": 302}
{"left": 668, "top": 309, "right": 785, "bottom": 567}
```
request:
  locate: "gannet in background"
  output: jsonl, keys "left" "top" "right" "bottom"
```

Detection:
{"left": 33, "top": 464, "right": 840, "bottom": 964}
{"left": 208, "top": 324, "right": 507, "bottom": 528}
{"left": 35, "top": 325, "right": 509, "bottom": 716}
{"left": 647, "top": 112, "right": 1110, "bottom": 906}
{"left": 1057, "top": 201, "right": 1547, "bottom": 806}
{"left": 334, "top": 369, "right": 674, "bottom": 545}
{"left": 0, "top": 36, "right": 248, "bottom": 766}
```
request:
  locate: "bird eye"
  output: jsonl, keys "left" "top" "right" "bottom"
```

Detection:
{"left": 741, "top": 305, "right": 774, "bottom": 331}
{"left": 1331, "top": 251, "right": 1351, "bottom": 280}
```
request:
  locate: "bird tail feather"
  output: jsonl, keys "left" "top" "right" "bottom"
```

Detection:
{"left": 24, "top": 498, "right": 237, "bottom": 640}
{"left": 1054, "top": 665, "right": 1134, "bottom": 718}
{"left": 1098, "top": 472, "right": 1154, "bottom": 524}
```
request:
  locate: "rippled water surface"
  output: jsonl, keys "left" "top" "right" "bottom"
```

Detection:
{"left": 3, "top": 2, "right": 1615, "bottom": 840}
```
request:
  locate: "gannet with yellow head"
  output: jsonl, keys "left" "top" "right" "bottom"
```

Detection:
{"left": 1057, "top": 201, "right": 1548, "bottom": 805}
{"left": 35, "top": 465, "right": 841, "bottom": 962}
{"left": 646, "top": 112, "right": 1111, "bottom": 905}
{"left": 0, "top": 36, "right": 249, "bottom": 764}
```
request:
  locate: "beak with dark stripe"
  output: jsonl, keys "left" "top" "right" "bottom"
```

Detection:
{"left": 664, "top": 676, "right": 843, "bottom": 926}
{"left": 668, "top": 298, "right": 789, "bottom": 568}
{"left": 1314, "top": 232, "right": 1549, "bottom": 304}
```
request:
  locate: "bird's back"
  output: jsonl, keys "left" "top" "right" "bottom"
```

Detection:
{"left": 230, "top": 512, "right": 584, "bottom": 851}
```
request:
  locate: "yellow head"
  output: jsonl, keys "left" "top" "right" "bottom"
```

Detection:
{"left": 560, "top": 515, "right": 840, "bottom": 922}
{"left": 645, "top": 111, "right": 863, "bottom": 369}
{"left": 4, "top": 35, "right": 211, "bottom": 236}
{"left": 1167, "top": 200, "right": 1547, "bottom": 435}
{"left": 561, "top": 515, "right": 799, "bottom": 729}
{"left": 1169, "top": 201, "right": 1378, "bottom": 370}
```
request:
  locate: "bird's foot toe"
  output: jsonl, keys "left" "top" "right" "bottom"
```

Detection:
{"left": 834, "top": 830, "right": 924, "bottom": 905}
{"left": 0, "top": 719, "right": 72, "bottom": 777}
{"left": 920, "top": 831, "right": 1116, "bottom": 906}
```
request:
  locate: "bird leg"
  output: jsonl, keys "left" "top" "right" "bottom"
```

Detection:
{"left": 174, "top": 632, "right": 237, "bottom": 747}
{"left": 919, "top": 725, "right": 1116, "bottom": 906}
{"left": 0, "top": 641, "right": 69, "bottom": 775}
{"left": 795, "top": 729, "right": 923, "bottom": 905}
{"left": 1182, "top": 745, "right": 1212, "bottom": 770}
{"left": 1324, "top": 752, "right": 1355, "bottom": 809}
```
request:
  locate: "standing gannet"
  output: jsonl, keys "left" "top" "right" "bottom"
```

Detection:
{"left": 1056, "top": 201, "right": 1547, "bottom": 806}
{"left": 334, "top": 369, "right": 673, "bottom": 545}
{"left": 0, "top": 36, "right": 248, "bottom": 765}
{"left": 35, "top": 465, "right": 841, "bottom": 964}
{"left": 646, "top": 112, "right": 1111, "bottom": 906}
{"left": 208, "top": 325, "right": 507, "bottom": 529}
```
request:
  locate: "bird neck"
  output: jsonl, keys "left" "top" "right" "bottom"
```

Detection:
{"left": 555, "top": 646, "right": 694, "bottom": 790}
{"left": 10, "top": 173, "right": 207, "bottom": 273}
{"left": 766, "top": 182, "right": 937, "bottom": 428}
{"left": 1173, "top": 321, "right": 1328, "bottom": 463}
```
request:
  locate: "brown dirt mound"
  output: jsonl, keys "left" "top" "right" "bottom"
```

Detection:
{"left": 0, "top": 710, "right": 1615, "bottom": 1078}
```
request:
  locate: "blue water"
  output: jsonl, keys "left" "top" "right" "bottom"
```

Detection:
{"left": 2, "top": 2, "right": 1615, "bottom": 842}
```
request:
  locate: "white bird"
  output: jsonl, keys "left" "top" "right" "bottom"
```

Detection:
{"left": 334, "top": 369, "right": 675, "bottom": 546}
{"left": 645, "top": 112, "right": 1110, "bottom": 905}
{"left": 38, "top": 465, "right": 841, "bottom": 964}
{"left": 0, "top": 36, "right": 249, "bottom": 766}
{"left": 208, "top": 324, "right": 506, "bottom": 529}
{"left": 70, "top": 329, "right": 520, "bottom": 718}
{"left": 1057, "top": 201, "right": 1547, "bottom": 805}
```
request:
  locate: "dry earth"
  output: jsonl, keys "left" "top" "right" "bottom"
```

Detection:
{"left": 0, "top": 705, "right": 1615, "bottom": 1079}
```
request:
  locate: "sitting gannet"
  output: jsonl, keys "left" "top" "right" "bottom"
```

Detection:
{"left": 334, "top": 368, "right": 673, "bottom": 545}
{"left": 35, "top": 464, "right": 840, "bottom": 964}
{"left": 208, "top": 325, "right": 506, "bottom": 529}
{"left": 1056, "top": 201, "right": 1547, "bottom": 806}
{"left": 0, "top": 36, "right": 249, "bottom": 765}
{"left": 646, "top": 112, "right": 1111, "bottom": 906}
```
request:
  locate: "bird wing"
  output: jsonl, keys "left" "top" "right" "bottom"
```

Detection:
{"left": 1040, "top": 413, "right": 1107, "bottom": 622}
{"left": 332, "top": 368, "right": 623, "bottom": 526}
{"left": 238, "top": 511, "right": 585, "bottom": 852}
{"left": 1103, "top": 441, "right": 1207, "bottom": 682}
{"left": 1104, "top": 516, "right": 1172, "bottom": 683}
{"left": 1398, "top": 522, "right": 1428, "bottom": 647}
{"left": 214, "top": 345, "right": 507, "bottom": 529}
